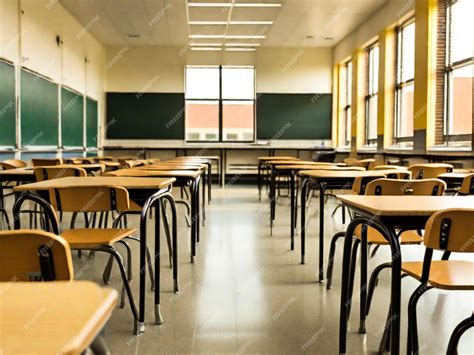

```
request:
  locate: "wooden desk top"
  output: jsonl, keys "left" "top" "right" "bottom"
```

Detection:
{"left": 0, "top": 167, "right": 34, "bottom": 176}
{"left": 267, "top": 160, "right": 333, "bottom": 166}
{"left": 56, "top": 164, "right": 105, "bottom": 171}
{"left": 438, "top": 172, "right": 472, "bottom": 179}
{"left": 276, "top": 165, "right": 365, "bottom": 171}
{"left": 174, "top": 156, "right": 220, "bottom": 161}
{"left": 337, "top": 195, "right": 474, "bottom": 217}
{"left": 106, "top": 169, "right": 201, "bottom": 179}
{"left": 298, "top": 170, "right": 388, "bottom": 179}
{"left": 409, "top": 163, "right": 454, "bottom": 169}
{"left": 138, "top": 163, "right": 206, "bottom": 170}
{"left": 0, "top": 281, "right": 117, "bottom": 355}
{"left": 258, "top": 156, "right": 299, "bottom": 161}
{"left": 14, "top": 176, "right": 175, "bottom": 191}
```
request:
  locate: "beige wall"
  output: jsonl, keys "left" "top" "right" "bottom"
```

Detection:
{"left": 105, "top": 46, "right": 332, "bottom": 94}
{"left": 0, "top": 0, "right": 105, "bottom": 145}
{"left": 333, "top": 0, "right": 415, "bottom": 63}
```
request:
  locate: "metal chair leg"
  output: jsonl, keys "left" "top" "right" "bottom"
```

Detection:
{"left": 366, "top": 262, "right": 392, "bottom": 315}
{"left": 447, "top": 313, "right": 474, "bottom": 355}
{"left": 407, "top": 283, "right": 433, "bottom": 354}
{"left": 326, "top": 231, "right": 346, "bottom": 289}
{"left": 347, "top": 239, "right": 360, "bottom": 319}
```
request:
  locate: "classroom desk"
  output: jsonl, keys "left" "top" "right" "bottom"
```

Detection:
{"left": 273, "top": 165, "right": 365, "bottom": 247}
{"left": 174, "top": 155, "right": 220, "bottom": 187}
{"left": 55, "top": 163, "right": 106, "bottom": 175}
{"left": 14, "top": 176, "right": 176, "bottom": 333}
{"left": 257, "top": 157, "right": 300, "bottom": 200}
{"left": 105, "top": 169, "right": 203, "bottom": 262}
{"left": 0, "top": 281, "right": 117, "bottom": 354}
{"left": 298, "top": 170, "right": 398, "bottom": 281}
{"left": 267, "top": 161, "right": 350, "bottom": 234}
{"left": 336, "top": 195, "right": 474, "bottom": 354}
{"left": 438, "top": 172, "right": 472, "bottom": 190}
{"left": 169, "top": 157, "right": 215, "bottom": 200}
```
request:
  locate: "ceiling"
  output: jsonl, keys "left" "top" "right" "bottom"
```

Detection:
{"left": 60, "top": 0, "right": 387, "bottom": 50}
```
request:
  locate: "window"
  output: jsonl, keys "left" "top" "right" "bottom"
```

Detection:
{"left": 342, "top": 61, "right": 352, "bottom": 147}
{"left": 394, "top": 20, "right": 415, "bottom": 144}
{"left": 365, "top": 43, "right": 379, "bottom": 146}
{"left": 444, "top": 0, "right": 473, "bottom": 145}
{"left": 185, "top": 66, "right": 255, "bottom": 142}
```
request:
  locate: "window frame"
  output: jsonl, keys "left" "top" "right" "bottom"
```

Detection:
{"left": 443, "top": 0, "right": 473, "bottom": 145}
{"left": 184, "top": 65, "right": 256, "bottom": 143}
{"left": 342, "top": 60, "right": 352, "bottom": 147}
{"left": 364, "top": 42, "right": 379, "bottom": 147}
{"left": 394, "top": 18, "right": 416, "bottom": 144}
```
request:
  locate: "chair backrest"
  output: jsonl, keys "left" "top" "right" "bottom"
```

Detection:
{"left": 408, "top": 164, "right": 453, "bottom": 179}
{"left": 48, "top": 186, "right": 130, "bottom": 213}
{"left": 31, "top": 158, "right": 63, "bottom": 167}
{"left": 34, "top": 167, "right": 87, "bottom": 182}
{"left": 0, "top": 229, "right": 73, "bottom": 281}
{"left": 365, "top": 178, "right": 446, "bottom": 196}
{"left": 423, "top": 209, "right": 474, "bottom": 252}
{"left": 1, "top": 159, "right": 27, "bottom": 170}
{"left": 458, "top": 174, "right": 474, "bottom": 195}
{"left": 351, "top": 175, "right": 387, "bottom": 195}
{"left": 344, "top": 157, "right": 360, "bottom": 167}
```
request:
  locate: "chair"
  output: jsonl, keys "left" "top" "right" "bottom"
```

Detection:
{"left": 34, "top": 166, "right": 87, "bottom": 181}
{"left": 31, "top": 158, "right": 63, "bottom": 167}
{"left": 327, "top": 178, "right": 447, "bottom": 290}
{"left": 47, "top": 185, "right": 140, "bottom": 328}
{"left": 446, "top": 313, "right": 474, "bottom": 355}
{"left": 402, "top": 208, "right": 474, "bottom": 354}
{"left": 408, "top": 163, "right": 453, "bottom": 179}
{"left": 1, "top": 159, "right": 27, "bottom": 170}
{"left": 0, "top": 229, "right": 73, "bottom": 281}
{"left": 457, "top": 173, "right": 474, "bottom": 195}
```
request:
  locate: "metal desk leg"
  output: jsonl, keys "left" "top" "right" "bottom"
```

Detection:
{"left": 318, "top": 183, "right": 326, "bottom": 282}
{"left": 154, "top": 203, "right": 163, "bottom": 325}
{"left": 290, "top": 172, "right": 295, "bottom": 250}
{"left": 258, "top": 161, "right": 262, "bottom": 201}
{"left": 270, "top": 165, "right": 276, "bottom": 236}
{"left": 202, "top": 173, "right": 206, "bottom": 226}
{"left": 207, "top": 162, "right": 212, "bottom": 204}
{"left": 190, "top": 180, "right": 197, "bottom": 263}
{"left": 163, "top": 194, "right": 179, "bottom": 293}
{"left": 300, "top": 177, "right": 308, "bottom": 264}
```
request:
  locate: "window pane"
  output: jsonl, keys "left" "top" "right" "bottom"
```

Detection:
{"left": 222, "top": 68, "right": 255, "bottom": 100}
{"left": 371, "top": 45, "right": 379, "bottom": 94}
{"left": 367, "top": 95, "right": 378, "bottom": 141}
{"left": 448, "top": 65, "right": 473, "bottom": 136}
{"left": 346, "top": 62, "right": 352, "bottom": 104}
{"left": 450, "top": 0, "right": 474, "bottom": 64}
{"left": 185, "top": 67, "right": 220, "bottom": 99}
{"left": 185, "top": 100, "right": 219, "bottom": 141}
{"left": 401, "top": 22, "right": 415, "bottom": 82}
{"left": 222, "top": 101, "right": 254, "bottom": 141}
{"left": 397, "top": 84, "right": 414, "bottom": 138}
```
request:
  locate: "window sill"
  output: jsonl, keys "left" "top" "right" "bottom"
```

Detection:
{"left": 428, "top": 145, "right": 472, "bottom": 152}
{"left": 386, "top": 146, "right": 414, "bottom": 152}
{"left": 335, "top": 147, "right": 351, "bottom": 153}
{"left": 358, "top": 146, "right": 378, "bottom": 154}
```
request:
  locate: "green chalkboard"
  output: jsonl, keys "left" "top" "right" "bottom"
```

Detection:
{"left": 86, "top": 98, "right": 98, "bottom": 147}
{"left": 21, "top": 69, "right": 58, "bottom": 146}
{"left": 106, "top": 93, "right": 184, "bottom": 139}
{"left": 61, "top": 88, "right": 84, "bottom": 147}
{"left": 256, "top": 93, "right": 332, "bottom": 140}
{"left": 0, "top": 61, "right": 16, "bottom": 146}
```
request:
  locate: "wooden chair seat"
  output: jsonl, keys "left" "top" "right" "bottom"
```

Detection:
{"left": 61, "top": 228, "right": 137, "bottom": 249}
{"left": 355, "top": 226, "right": 422, "bottom": 245}
{"left": 402, "top": 260, "right": 474, "bottom": 290}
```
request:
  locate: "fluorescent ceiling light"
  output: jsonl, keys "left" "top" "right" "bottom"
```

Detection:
{"left": 188, "top": 2, "right": 282, "bottom": 7}
{"left": 234, "top": 3, "right": 282, "bottom": 7}
{"left": 225, "top": 48, "right": 257, "bottom": 51}
{"left": 189, "top": 21, "right": 227, "bottom": 25}
{"left": 191, "top": 47, "right": 222, "bottom": 51}
{"left": 191, "top": 43, "right": 223, "bottom": 46}
{"left": 189, "top": 35, "right": 226, "bottom": 39}
{"left": 224, "top": 43, "right": 260, "bottom": 47}
{"left": 189, "top": 21, "right": 273, "bottom": 26}
{"left": 226, "top": 35, "right": 266, "bottom": 39}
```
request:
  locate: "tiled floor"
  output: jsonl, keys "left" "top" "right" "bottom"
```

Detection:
{"left": 35, "top": 185, "right": 474, "bottom": 354}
